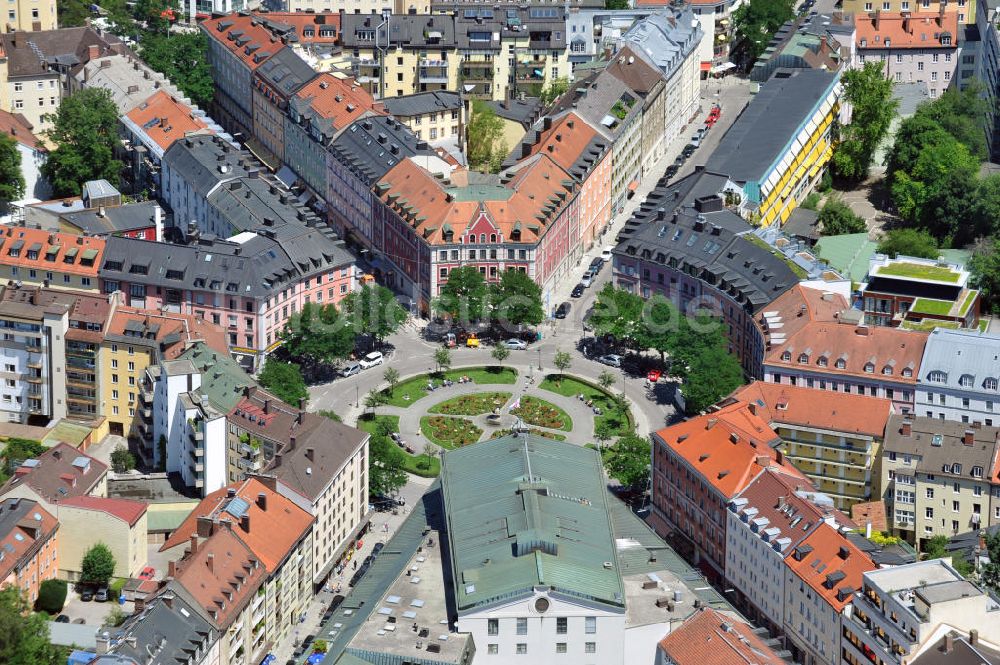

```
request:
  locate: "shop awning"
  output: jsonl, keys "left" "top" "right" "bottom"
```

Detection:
{"left": 628, "top": 180, "right": 639, "bottom": 192}
{"left": 700, "top": 62, "right": 712, "bottom": 72}
{"left": 711, "top": 62, "right": 737, "bottom": 74}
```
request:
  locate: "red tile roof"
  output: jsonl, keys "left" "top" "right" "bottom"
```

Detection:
{"left": 0, "top": 442, "right": 108, "bottom": 504}
{"left": 855, "top": 10, "right": 960, "bottom": 50}
{"left": 785, "top": 521, "right": 875, "bottom": 612}
{"left": 654, "top": 402, "right": 807, "bottom": 499}
{"left": 160, "top": 478, "right": 313, "bottom": 573}
{"left": 201, "top": 14, "right": 285, "bottom": 70}
{"left": 0, "top": 225, "right": 106, "bottom": 278}
{"left": 293, "top": 73, "right": 385, "bottom": 133}
{"left": 517, "top": 112, "right": 600, "bottom": 174}
{"left": 124, "top": 91, "right": 213, "bottom": 152}
{"left": 59, "top": 495, "right": 147, "bottom": 526}
{"left": 851, "top": 500, "right": 888, "bottom": 534}
{"left": 0, "top": 110, "right": 42, "bottom": 150}
{"left": 730, "top": 381, "right": 893, "bottom": 438}
{"left": 657, "top": 608, "right": 787, "bottom": 665}
{"left": 0, "top": 498, "right": 58, "bottom": 583}
{"left": 106, "top": 307, "right": 230, "bottom": 360}
{"left": 763, "top": 285, "right": 927, "bottom": 383}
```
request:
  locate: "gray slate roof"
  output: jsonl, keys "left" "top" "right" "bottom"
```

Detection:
{"left": 571, "top": 69, "right": 642, "bottom": 140}
{"left": 60, "top": 202, "right": 161, "bottom": 236}
{"left": 706, "top": 69, "right": 838, "bottom": 185}
{"left": 0, "top": 27, "right": 122, "bottom": 77}
{"left": 255, "top": 47, "right": 316, "bottom": 99}
{"left": 883, "top": 415, "right": 1000, "bottom": 480}
{"left": 485, "top": 97, "right": 542, "bottom": 126}
{"left": 108, "top": 591, "right": 215, "bottom": 665}
{"left": 162, "top": 134, "right": 252, "bottom": 199}
{"left": 615, "top": 169, "right": 799, "bottom": 313}
{"left": 329, "top": 115, "right": 435, "bottom": 186}
{"left": 918, "top": 328, "right": 1000, "bottom": 392}
{"left": 618, "top": 8, "right": 701, "bottom": 81}
{"left": 381, "top": 91, "right": 461, "bottom": 118}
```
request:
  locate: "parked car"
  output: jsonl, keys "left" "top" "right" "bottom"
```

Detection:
{"left": 372, "top": 542, "right": 385, "bottom": 556}
{"left": 580, "top": 273, "right": 594, "bottom": 288}
{"left": 665, "top": 164, "right": 679, "bottom": 178}
{"left": 597, "top": 354, "right": 623, "bottom": 368}
{"left": 690, "top": 133, "right": 702, "bottom": 147}
{"left": 72, "top": 618, "right": 86, "bottom": 624}
{"left": 503, "top": 338, "right": 528, "bottom": 350}
{"left": 349, "top": 564, "right": 370, "bottom": 587}
{"left": 340, "top": 362, "right": 361, "bottom": 377}
{"left": 570, "top": 283, "right": 585, "bottom": 298}
{"left": 682, "top": 144, "right": 696, "bottom": 157}
{"left": 360, "top": 351, "right": 384, "bottom": 369}
{"left": 55, "top": 615, "right": 70, "bottom": 623}
{"left": 138, "top": 566, "right": 155, "bottom": 581}
{"left": 589, "top": 257, "right": 604, "bottom": 272}
{"left": 555, "top": 302, "right": 572, "bottom": 319}
{"left": 601, "top": 246, "right": 614, "bottom": 261}
{"left": 95, "top": 587, "right": 109, "bottom": 603}
{"left": 80, "top": 589, "right": 94, "bottom": 602}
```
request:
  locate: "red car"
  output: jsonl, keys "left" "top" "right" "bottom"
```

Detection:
{"left": 138, "top": 566, "right": 155, "bottom": 581}
{"left": 647, "top": 369, "right": 662, "bottom": 384}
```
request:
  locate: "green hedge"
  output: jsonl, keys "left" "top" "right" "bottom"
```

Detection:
{"left": 35, "top": 579, "right": 67, "bottom": 614}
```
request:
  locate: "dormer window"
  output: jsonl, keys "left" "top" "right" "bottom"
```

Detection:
{"left": 882, "top": 366, "right": 893, "bottom": 375}
{"left": 928, "top": 370, "right": 947, "bottom": 383}
{"left": 782, "top": 351, "right": 792, "bottom": 361}
{"left": 864, "top": 363, "right": 875, "bottom": 374}
{"left": 985, "top": 377, "right": 999, "bottom": 391}
{"left": 798, "top": 353, "right": 809, "bottom": 364}
{"left": 818, "top": 356, "right": 828, "bottom": 367}
{"left": 972, "top": 465, "right": 984, "bottom": 478}
{"left": 959, "top": 374, "right": 975, "bottom": 388}
{"left": 903, "top": 367, "right": 913, "bottom": 378}
{"left": 836, "top": 358, "right": 846, "bottom": 369}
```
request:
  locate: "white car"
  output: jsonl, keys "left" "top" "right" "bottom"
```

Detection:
{"left": 503, "top": 339, "right": 528, "bottom": 350}
{"left": 601, "top": 247, "right": 614, "bottom": 262}
{"left": 580, "top": 273, "right": 594, "bottom": 288}
{"left": 598, "top": 354, "right": 623, "bottom": 368}
{"left": 360, "top": 351, "right": 384, "bottom": 369}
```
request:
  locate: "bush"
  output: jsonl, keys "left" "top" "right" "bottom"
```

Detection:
{"left": 80, "top": 543, "right": 116, "bottom": 587}
{"left": 34, "top": 580, "right": 67, "bottom": 615}
{"left": 801, "top": 191, "right": 822, "bottom": 211}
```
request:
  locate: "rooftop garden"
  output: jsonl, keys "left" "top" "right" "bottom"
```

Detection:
{"left": 900, "top": 319, "right": 961, "bottom": 332}
{"left": 909, "top": 298, "right": 953, "bottom": 317}
{"left": 744, "top": 234, "right": 809, "bottom": 279}
{"left": 958, "top": 290, "right": 979, "bottom": 316}
{"left": 876, "top": 262, "right": 961, "bottom": 283}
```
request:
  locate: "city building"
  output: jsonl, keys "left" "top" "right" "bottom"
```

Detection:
{"left": 612, "top": 170, "right": 800, "bottom": 377}
{"left": 655, "top": 607, "right": 789, "bottom": 665}
{"left": 0, "top": 497, "right": 57, "bottom": 604}
{"left": 728, "top": 381, "right": 894, "bottom": 509}
{"left": 842, "top": 560, "right": 1000, "bottom": 665}
{"left": 58, "top": 202, "right": 165, "bottom": 242}
{"left": 0, "top": 225, "right": 105, "bottom": 293}
{"left": 750, "top": 12, "right": 855, "bottom": 82}
{"left": 228, "top": 386, "right": 370, "bottom": 587}
{"left": 706, "top": 69, "right": 841, "bottom": 228}
{"left": 102, "top": 587, "right": 218, "bottom": 665}
{"left": 782, "top": 521, "right": 875, "bottom": 665}
{"left": 485, "top": 98, "right": 542, "bottom": 152}
{"left": 917, "top": 329, "right": 1000, "bottom": 425}
{"left": 380, "top": 90, "right": 463, "bottom": 147}
{"left": 56, "top": 496, "right": 147, "bottom": 581}
{"left": 250, "top": 47, "right": 317, "bottom": 166}
{"left": 70, "top": 51, "right": 185, "bottom": 116}
{"left": 637, "top": 0, "right": 745, "bottom": 67}
{"left": 0, "top": 442, "right": 108, "bottom": 515}
{"left": 0, "top": 27, "right": 123, "bottom": 133}
{"left": 762, "top": 283, "right": 928, "bottom": 414}
{"left": 0, "top": 109, "right": 48, "bottom": 201}
{"left": 977, "top": 0, "right": 1000, "bottom": 160}
{"left": 860, "top": 254, "right": 981, "bottom": 330}
{"left": 0, "top": 283, "right": 117, "bottom": 425}
{"left": 160, "top": 478, "right": 314, "bottom": 651}
{"left": 3, "top": 0, "right": 57, "bottom": 32}
{"left": 650, "top": 402, "right": 805, "bottom": 579}
{"left": 854, "top": 9, "right": 962, "bottom": 96}
{"left": 880, "top": 416, "right": 1000, "bottom": 547}
{"left": 843, "top": 0, "right": 975, "bottom": 25}
{"left": 910, "top": 631, "right": 1000, "bottom": 665}
{"left": 167, "top": 528, "right": 266, "bottom": 665}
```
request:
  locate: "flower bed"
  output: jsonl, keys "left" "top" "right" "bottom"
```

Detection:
{"left": 428, "top": 392, "right": 511, "bottom": 416}
{"left": 489, "top": 428, "right": 566, "bottom": 442}
{"left": 420, "top": 416, "right": 483, "bottom": 448}
{"left": 510, "top": 396, "right": 572, "bottom": 431}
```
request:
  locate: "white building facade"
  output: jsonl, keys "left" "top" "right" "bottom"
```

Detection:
{"left": 916, "top": 328, "right": 1000, "bottom": 426}
{"left": 0, "top": 292, "right": 67, "bottom": 424}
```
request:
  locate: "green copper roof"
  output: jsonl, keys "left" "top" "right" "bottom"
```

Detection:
{"left": 441, "top": 434, "right": 625, "bottom": 613}
{"left": 177, "top": 342, "right": 255, "bottom": 412}
{"left": 446, "top": 184, "right": 513, "bottom": 202}
{"left": 815, "top": 232, "right": 879, "bottom": 283}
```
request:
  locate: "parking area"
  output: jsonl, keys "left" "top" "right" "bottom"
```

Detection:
{"left": 60, "top": 586, "right": 133, "bottom": 626}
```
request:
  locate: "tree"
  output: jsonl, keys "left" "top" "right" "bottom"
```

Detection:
{"left": 434, "top": 348, "right": 452, "bottom": 374}
{"left": 281, "top": 302, "right": 355, "bottom": 364}
{"left": 383, "top": 367, "right": 401, "bottom": 397}
{"left": 313, "top": 638, "right": 329, "bottom": 654}
{"left": 605, "top": 0, "right": 629, "bottom": 7}
{"left": 258, "top": 359, "right": 308, "bottom": 406}
{"left": 134, "top": 0, "right": 180, "bottom": 34}
{"left": 80, "top": 543, "right": 116, "bottom": 587}
{"left": 732, "top": 0, "right": 795, "bottom": 65}
{"left": 34, "top": 580, "right": 67, "bottom": 615}
{"left": 552, "top": 349, "right": 572, "bottom": 382}
{"left": 342, "top": 284, "right": 408, "bottom": 348}
{"left": 490, "top": 268, "right": 544, "bottom": 329}
{"left": 42, "top": 88, "right": 122, "bottom": 198}
{"left": 679, "top": 323, "right": 745, "bottom": 414}
{"left": 598, "top": 370, "right": 616, "bottom": 392}
{"left": 970, "top": 238, "right": 1000, "bottom": 315}
{"left": 818, "top": 199, "right": 867, "bottom": 236}
{"left": 435, "top": 265, "right": 489, "bottom": 324}
{"left": 593, "top": 420, "right": 615, "bottom": 448}
{"left": 139, "top": 32, "right": 215, "bottom": 109}
{"left": 490, "top": 344, "right": 510, "bottom": 369}
{"left": 318, "top": 409, "right": 343, "bottom": 423}
{"left": 969, "top": 175, "right": 1000, "bottom": 241}
{"left": 601, "top": 433, "right": 651, "bottom": 488}
{"left": 922, "top": 534, "right": 949, "bottom": 559}
{"left": 0, "top": 135, "right": 25, "bottom": 211}
{"left": 0, "top": 586, "right": 62, "bottom": 665}
{"left": 913, "top": 83, "right": 989, "bottom": 160}
{"left": 369, "top": 432, "right": 407, "bottom": 496}
{"left": 832, "top": 62, "right": 898, "bottom": 181}
{"left": 105, "top": 605, "right": 127, "bottom": 627}
{"left": 363, "top": 389, "right": 388, "bottom": 415}
{"left": 980, "top": 531, "right": 1000, "bottom": 591}
{"left": 635, "top": 295, "right": 681, "bottom": 362}
{"left": 589, "top": 284, "right": 644, "bottom": 346}
{"left": 466, "top": 101, "right": 506, "bottom": 173}
{"left": 877, "top": 229, "right": 939, "bottom": 260}
{"left": 540, "top": 76, "right": 570, "bottom": 106}
{"left": 110, "top": 445, "right": 135, "bottom": 474}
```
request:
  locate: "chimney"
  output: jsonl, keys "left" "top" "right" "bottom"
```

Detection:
{"left": 748, "top": 402, "right": 756, "bottom": 415}
{"left": 256, "top": 492, "right": 267, "bottom": 511}
{"left": 296, "top": 411, "right": 303, "bottom": 426}
{"left": 96, "top": 632, "right": 109, "bottom": 655}
{"left": 971, "top": 630, "right": 979, "bottom": 645}
{"left": 88, "top": 44, "right": 100, "bottom": 60}
{"left": 305, "top": 447, "right": 315, "bottom": 461}
{"left": 874, "top": 8, "right": 880, "bottom": 29}
{"left": 855, "top": 325, "right": 870, "bottom": 336}
{"left": 189, "top": 534, "right": 199, "bottom": 555}
{"left": 263, "top": 398, "right": 271, "bottom": 414}
{"left": 168, "top": 560, "right": 177, "bottom": 578}
{"left": 298, "top": 397, "right": 306, "bottom": 410}
{"left": 289, "top": 435, "right": 296, "bottom": 451}
{"left": 944, "top": 633, "right": 954, "bottom": 654}
{"left": 756, "top": 455, "right": 771, "bottom": 467}
{"left": 901, "top": 420, "right": 912, "bottom": 436}
{"left": 964, "top": 429, "right": 975, "bottom": 445}
{"left": 162, "top": 592, "right": 173, "bottom": 609}
{"left": 134, "top": 597, "right": 145, "bottom": 613}
{"left": 241, "top": 514, "right": 251, "bottom": 532}
{"left": 206, "top": 553, "right": 215, "bottom": 573}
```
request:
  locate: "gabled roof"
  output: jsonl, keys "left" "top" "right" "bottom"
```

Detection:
{"left": 0, "top": 27, "right": 122, "bottom": 78}
{"left": 855, "top": 10, "right": 959, "bottom": 50}
{"left": 110, "top": 589, "right": 215, "bottom": 665}
{"left": 381, "top": 90, "right": 461, "bottom": 118}
{"left": 0, "top": 498, "right": 57, "bottom": 582}
{"left": 176, "top": 343, "right": 255, "bottom": 413}
{"left": 883, "top": 415, "right": 1000, "bottom": 482}
{"left": 657, "top": 607, "right": 787, "bottom": 665}
{"left": 784, "top": 521, "right": 875, "bottom": 611}
{"left": 503, "top": 112, "right": 610, "bottom": 181}
{"left": 441, "top": 435, "right": 625, "bottom": 613}
{"left": 653, "top": 402, "right": 805, "bottom": 499}
{"left": 249, "top": 11, "right": 341, "bottom": 46}
{"left": 160, "top": 477, "right": 313, "bottom": 573}
{"left": 0, "top": 443, "right": 107, "bottom": 504}
{"left": 619, "top": 8, "right": 701, "bottom": 79}
{"left": 604, "top": 44, "right": 667, "bottom": 96}
{"left": 290, "top": 73, "right": 384, "bottom": 141}
{"left": 105, "top": 307, "right": 230, "bottom": 361}
{"left": 0, "top": 225, "right": 106, "bottom": 277}
{"left": 329, "top": 115, "right": 438, "bottom": 187}
{"left": 123, "top": 91, "right": 213, "bottom": 157}
{"left": 59, "top": 202, "right": 162, "bottom": 237}
{"left": 201, "top": 13, "right": 285, "bottom": 70}
{"left": 0, "top": 110, "right": 42, "bottom": 150}
{"left": 254, "top": 47, "right": 316, "bottom": 99}
{"left": 729, "top": 381, "right": 893, "bottom": 438}
{"left": 59, "top": 495, "right": 147, "bottom": 526}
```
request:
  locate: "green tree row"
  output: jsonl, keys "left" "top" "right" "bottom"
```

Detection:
{"left": 434, "top": 266, "right": 545, "bottom": 329}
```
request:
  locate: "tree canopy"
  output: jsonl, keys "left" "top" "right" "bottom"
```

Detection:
{"left": 367, "top": 418, "right": 408, "bottom": 496}
{"left": 42, "top": 88, "right": 122, "bottom": 198}
{"left": 80, "top": 543, "right": 116, "bottom": 587}
{"left": 281, "top": 302, "right": 355, "bottom": 364}
{"left": 971, "top": 238, "right": 1000, "bottom": 314}
{"left": 877, "top": 228, "right": 940, "bottom": 260}
{"left": 342, "top": 284, "right": 408, "bottom": 346}
{"left": 0, "top": 586, "right": 62, "bottom": 665}
{"left": 732, "top": 0, "right": 796, "bottom": 66}
{"left": 0, "top": 135, "right": 25, "bottom": 211}
{"left": 601, "top": 433, "right": 651, "bottom": 488}
{"left": 818, "top": 199, "right": 867, "bottom": 236}
{"left": 435, "top": 266, "right": 489, "bottom": 324}
{"left": 540, "top": 77, "right": 570, "bottom": 106}
{"left": 139, "top": 32, "right": 215, "bottom": 109}
{"left": 258, "top": 359, "right": 308, "bottom": 406}
{"left": 467, "top": 101, "right": 506, "bottom": 173}
{"left": 110, "top": 445, "right": 136, "bottom": 474}
{"left": 490, "top": 268, "right": 544, "bottom": 329}
{"left": 832, "top": 62, "right": 898, "bottom": 181}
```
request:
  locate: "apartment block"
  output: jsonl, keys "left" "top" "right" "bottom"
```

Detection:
{"left": 251, "top": 47, "right": 317, "bottom": 166}
{"left": 3, "top": 0, "right": 57, "bottom": 32}
{"left": 104, "top": 589, "right": 218, "bottom": 665}
{"left": 843, "top": 0, "right": 975, "bottom": 25}
{"left": 977, "top": 0, "right": 1000, "bottom": 160}
{"left": 880, "top": 416, "right": 1000, "bottom": 548}
{"left": 0, "top": 226, "right": 105, "bottom": 293}
{"left": 706, "top": 68, "right": 841, "bottom": 228}
{"left": 228, "top": 387, "right": 370, "bottom": 586}
{"left": 656, "top": 607, "right": 789, "bottom": 665}
{"left": 56, "top": 496, "right": 147, "bottom": 581}
{"left": 842, "top": 560, "right": 1000, "bottom": 665}
{"left": 860, "top": 255, "right": 980, "bottom": 330}
{"left": 0, "top": 442, "right": 107, "bottom": 515}
{"left": 730, "top": 382, "right": 894, "bottom": 509}
{"left": 380, "top": 90, "right": 462, "bottom": 146}
{"left": 916, "top": 329, "right": 1000, "bottom": 425}
{"left": 0, "top": 497, "right": 57, "bottom": 605}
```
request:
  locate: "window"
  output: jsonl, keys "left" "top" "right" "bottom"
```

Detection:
{"left": 918, "top": 61, "right": 924, "bottom": 71}
{"left": 585, "top": 616, "right": 596, "bottom": 634}
{"left": 13, "top": 83, "right": 21, "bottom": 93}
{"left": 896, "top": 54, "right": 903, "bottom": 63}
{"left": 926, "top": 488, "right": 934, "bottom": 499}
{"left": 954, "top": 500, "right": 961, "bottom": 512}
{"left": 488, "top": 619, "right": 498, "bottom": 636}
{"left": 516, "top": 644, "right": 527, "bottom": 655}
{"left": 556, "top": 643, "right": 567, "bottom": 653}
{"left": 516, "top": 618, "right": 527, "bottom": 635}
{"left": 926, "top": 508, "right": 933, "bottom": 518}
{"left": 556, "top": 617, "right": 567, "bottom": 634}
{"left": 585, "top": 643, "right": 596, "bottom": 654}
{"left": 487, "top": 645, "right": 498, "bottom": 655}
{"left": 973, "top": 466, "right": 984, "bottom": 478}
{"left": 928, "top": 370, "right": 947, "bottom": 383}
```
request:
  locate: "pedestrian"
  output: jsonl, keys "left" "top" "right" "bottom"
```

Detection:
{"left": 353, "top": 560, "right": 357, "bottom": 571}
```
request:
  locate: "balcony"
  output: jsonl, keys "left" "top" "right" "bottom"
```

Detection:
{"left": 419, "top": 68, "right": 449, "bottom": 84}
{"left": 140, "top": 407, "right": 152, "bottom": 421}
{"left": 26, "top": 359, "right": 42, "bottom": 370}
{"left": 356, "top": 57, "right": 379, "bottom": 67}
{"left": 461, "top": 70, "right": 492, "bottom": 83}
{"left": 140, "top": 387, "right": 153, "bottom": 404}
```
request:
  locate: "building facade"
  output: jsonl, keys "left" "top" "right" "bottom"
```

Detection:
{"left": 56, "top": 496, "right": 147, "bottom": 581}
{"left": 917, "top": 328, "right": 1000, "bottom": 425}
{"left": 859, "top": 254, "right": 980, "bottom": 330}
{"left": 0, "top": 497, "right": 57, "bottom": 605}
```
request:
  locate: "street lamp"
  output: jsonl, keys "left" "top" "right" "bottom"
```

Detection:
{"left": 537, "top": 348, "right": 542, "bottom": 371}
{"left": 356, "top": 386, "right": 360, "bottom": 408}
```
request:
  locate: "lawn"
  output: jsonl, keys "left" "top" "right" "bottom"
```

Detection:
{"left": 900, "top": 318, "right": 960, "bottom": 332}
{"left": 381, "top": 366, "right": 518, "bottom": 407}
{"left": 958, "top": 290, "right": 978, "bottom": 316}
{"left": 540, "top": 375, "right": 633, "bottom": 436}
{"left": 356, "top": 414, "right": 439, "bottom": 477}
{"left": 420, "top": 416, "right": 483, "bottom": 448}
{"left": 745, "top": 234, "right": 808, "bottom": 279}
{"left": 511, "top": 396, "right": 572, "bottom": 431}
{"left": 876, "top": 262, "right": 960, "bottom": 283}
{"left": 910, "top": 298, "right": 953, "bottom": 316}
{"left": 490, "top": 428, "right": 567, "bottom": 441}
{"left": 429, "top": 392, "right": 511, "bottom": 416}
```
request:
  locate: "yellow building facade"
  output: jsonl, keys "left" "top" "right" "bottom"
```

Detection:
{"left": 775, "top": 425, "right": 881, "bottom": 510}
{"left": 842, "top": 0, "right": 975, "bottom": 24}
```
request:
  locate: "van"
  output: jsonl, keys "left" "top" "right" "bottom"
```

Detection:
{"left": 360, "top": 351, "right": 384, "bottom": 369}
